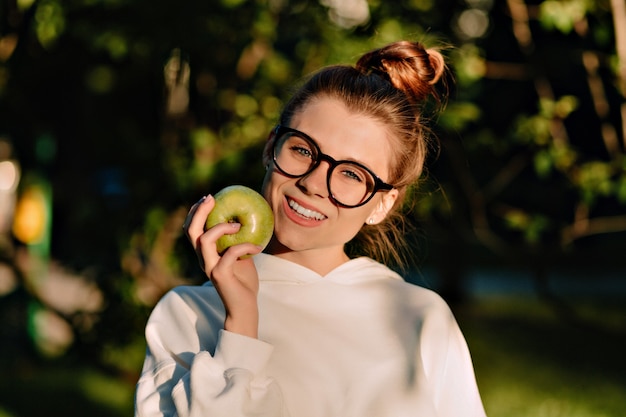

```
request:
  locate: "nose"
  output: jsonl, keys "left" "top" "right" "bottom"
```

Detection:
{"left": 296, "top": 160, "right": 330, "bottom": 199}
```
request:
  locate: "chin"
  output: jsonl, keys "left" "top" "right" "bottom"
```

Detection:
{"left": 271, "top": 231, "right": 310, "bottom": 253}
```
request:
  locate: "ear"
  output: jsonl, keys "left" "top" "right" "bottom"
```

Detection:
{"left": 366, "top": 189, "right": 399, "bottom": 225}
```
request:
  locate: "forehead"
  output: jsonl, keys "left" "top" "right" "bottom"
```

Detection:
{"left": 290, "top": 97, "right": 395, "bottom": 177}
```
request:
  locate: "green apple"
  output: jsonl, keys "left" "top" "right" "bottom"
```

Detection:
{"left": 205, "top": 185, "right": 274, "bottom": 256}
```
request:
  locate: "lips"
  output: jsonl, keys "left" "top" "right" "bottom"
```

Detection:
{"left": 287, "top": 197, "right": 327, "bottom": 221}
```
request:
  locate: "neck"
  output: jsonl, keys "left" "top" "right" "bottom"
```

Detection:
{"left": 265, "top": 240, "right": 350, "bottom": 276}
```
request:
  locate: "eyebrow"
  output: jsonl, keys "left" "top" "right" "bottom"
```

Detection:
{"left": 296, "top": 127, "right": 384, "bottom": 174}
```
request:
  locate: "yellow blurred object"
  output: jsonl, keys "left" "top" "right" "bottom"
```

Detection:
{"left": 12, "top": 185, "right": 48, "bottom": 244}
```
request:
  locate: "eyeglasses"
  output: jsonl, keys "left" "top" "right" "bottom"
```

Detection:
{"left": 271, "top": 125, "right": 394, "bottom": 208}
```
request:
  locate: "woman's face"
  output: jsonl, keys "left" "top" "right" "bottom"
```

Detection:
{"left": 262, "top": 96, "right": 399, "bottom": 258}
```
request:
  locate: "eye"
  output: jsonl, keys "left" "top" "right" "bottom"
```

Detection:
{"left": 290, "top": 144, "right": 313, "bottom": 158}
{"left": 339, "top": 165, "right": 367, "bottom": 183}
{"left": 286, "top": 136, "right": 315, "bottom": 160}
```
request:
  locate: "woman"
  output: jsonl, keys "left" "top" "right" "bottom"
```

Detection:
{"left": 135, "top": 40, "right": 487, "bottom": 417}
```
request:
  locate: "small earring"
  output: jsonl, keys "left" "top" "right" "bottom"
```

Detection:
{"left": 368, "top": 218, "right": 374, "bottom": 224}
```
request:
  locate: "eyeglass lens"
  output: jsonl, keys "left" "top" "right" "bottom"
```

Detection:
{"left": 273, "top": 131, "right": 377, "bottom": 207}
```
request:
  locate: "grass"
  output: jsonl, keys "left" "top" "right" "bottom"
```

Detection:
{"left": 0, "top": 295, "right": 624, "bottom": 416}
{"left": 458, "top": 296, "right": 626, "bottom": 417}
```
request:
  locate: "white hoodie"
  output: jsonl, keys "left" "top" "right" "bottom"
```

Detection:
{"left": 135, "top": 253, "right": 487, "bottom": 417}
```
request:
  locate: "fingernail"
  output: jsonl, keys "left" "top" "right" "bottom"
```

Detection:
{"left": 198, "top": 194, "right": 212, "bottom": 204}
{"left": 230, "top": 222, "right": 241, "bottom": 228}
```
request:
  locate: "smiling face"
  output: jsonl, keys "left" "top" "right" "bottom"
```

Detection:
{"left": 262, "top": 96, "right": 399, "bottom": 270}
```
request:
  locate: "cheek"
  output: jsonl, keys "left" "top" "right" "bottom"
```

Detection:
{"left": 261, "top": 169, "right": 272, "bottom": 200}
{"left": 262, "top": 169, "right": 288, "bottom": 212}
{"left": 261, "top": 163, "right": 282, "bottom": 195}
{"left": 338, "top": 205, "right": 372, "bottom": 230}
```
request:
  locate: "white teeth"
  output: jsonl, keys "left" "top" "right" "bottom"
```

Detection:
{"left": 288, "top": 199, "right": 326, "bottom": 220}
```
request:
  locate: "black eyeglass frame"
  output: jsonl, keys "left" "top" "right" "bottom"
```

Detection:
{"left": 271, "top": 125, "right": 394, "bottom": 208}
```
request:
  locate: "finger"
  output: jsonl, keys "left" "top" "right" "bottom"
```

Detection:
{"left": 220, "top": 242, "right": 263, "bottom": 264}
{"left": 212, "top": 243, "right": 262, "bottom": 288}
{"left": 182, "top": 195, "right": 208, "bottom": 233}
{"left": 197, "top": 222, "right": 242, "bottom": 273}
{"left": 186, "top": 195, "right": 215, "bottom": 246}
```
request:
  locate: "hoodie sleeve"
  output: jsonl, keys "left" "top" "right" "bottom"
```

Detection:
{"left": 134, "top": 287, "right": 288, "bottom": 417}
{"left": 418, "top": 294, "right": 488, "bottom": 417}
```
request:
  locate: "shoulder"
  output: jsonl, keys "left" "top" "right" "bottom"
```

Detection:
{"left": 155, "top": 282, "right": 222, "bottom": 311}
{"left": 350, "top": 258, "right": 446, "bottom": 296}
{"left": 365, "top": 261, "right": 454, "bottom": 319}
{"left": 331, "top": 256, "right": 405, "bottom": 283}
{"left": 346, "top": 258, "right": 453, "bottom": 313}
{"left": 390, "top": 279, "right": 453, "bottom": 319}
{"left": 145, "top": 283, "right": 224, "bottom": 353}
{"left": 147, "top": 282, "right": 225, "bottom": 331}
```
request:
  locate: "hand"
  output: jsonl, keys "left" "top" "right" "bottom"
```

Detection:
{"left": 183, "top": 195, "right": 263, "bottom": 338}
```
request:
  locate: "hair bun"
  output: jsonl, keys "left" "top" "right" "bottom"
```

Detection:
{"left": 355, "top": 41, "right": 446, "bottom": 104}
